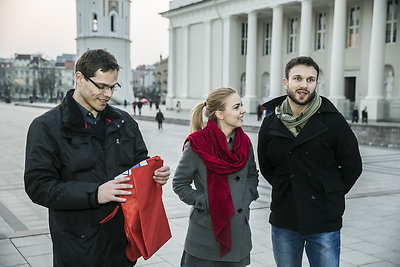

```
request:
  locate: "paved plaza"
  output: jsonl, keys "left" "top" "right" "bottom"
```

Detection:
{"left": 0, "top": 102, "right": 399, "bottom": 267}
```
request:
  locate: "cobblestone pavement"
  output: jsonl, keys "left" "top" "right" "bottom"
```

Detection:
{"left": 0, "top": 102, "right": 399, "bottom": 267}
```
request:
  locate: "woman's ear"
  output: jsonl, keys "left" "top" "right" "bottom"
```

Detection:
{"left": 215, "top": 110, "right": 224, "bottom": 120}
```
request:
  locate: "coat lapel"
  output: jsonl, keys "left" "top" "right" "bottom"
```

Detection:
{"left": 290, "top": 113, "right": 328, "bottom": 149}
{"left": 269, "top": 116, "right": 295, "bottom": 140}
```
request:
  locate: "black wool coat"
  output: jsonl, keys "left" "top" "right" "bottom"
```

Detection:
{"left": 257, "top": 96, "right": 362, "bottom": 235}
{"left": 24, "top": 89, "right": 148, "bottom": 266}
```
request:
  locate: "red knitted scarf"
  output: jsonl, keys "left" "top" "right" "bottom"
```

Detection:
{"left": 185, "top": 119, "right": 250, "bottom": 257}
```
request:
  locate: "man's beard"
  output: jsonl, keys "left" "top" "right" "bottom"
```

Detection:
{"left": 287, "top": 89, "right": 316, "bottom": 106}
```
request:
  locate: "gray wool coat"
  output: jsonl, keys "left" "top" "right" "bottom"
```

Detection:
{"left": 173, "top": 136, "right": 259, "bottom": 263}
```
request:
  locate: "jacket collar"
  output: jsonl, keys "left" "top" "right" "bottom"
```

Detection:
{"left": 291, "top": 113, "right": 328, "bottom": 148}
{"left": 265, "top": 95, "right": 336, "bottom": 148}
{"left": 61, "top": 89, "right": 122, "bottom": 132}
{"left": 263, "top": 95, "right": 339, "bottom": 114}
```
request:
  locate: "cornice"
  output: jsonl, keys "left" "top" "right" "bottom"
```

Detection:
{"left": 164, "top": 0, "right": 300, "bottom": 28}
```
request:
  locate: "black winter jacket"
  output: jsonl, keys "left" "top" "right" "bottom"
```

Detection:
{"left": 24, "top": 89, "right": 148, "bottom": 266}
{"left": 257, "top": 96, "right": 362, "bottom": 235}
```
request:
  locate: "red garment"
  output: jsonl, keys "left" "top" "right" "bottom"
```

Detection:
{"left": 100, "top": 156, "right": 171, "bottom": 262}
{"left": 185, "top": 119, "right": 250, "bottom": 257}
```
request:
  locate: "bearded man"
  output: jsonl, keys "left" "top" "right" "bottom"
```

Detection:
{"left": 257, "top": 56, "right": 362, "bottom": 267}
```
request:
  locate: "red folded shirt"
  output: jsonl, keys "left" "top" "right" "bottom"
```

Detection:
{"left": 100, "top": 156, "right": 171, "bottom": 261}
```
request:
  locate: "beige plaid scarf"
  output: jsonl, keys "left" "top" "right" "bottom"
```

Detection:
{"left": 275, "top": 93, "right": 322, "bottom": 137}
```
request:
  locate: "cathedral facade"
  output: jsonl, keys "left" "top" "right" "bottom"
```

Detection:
{"left": 162, "top": 0, "right": 399, "bottom": 121}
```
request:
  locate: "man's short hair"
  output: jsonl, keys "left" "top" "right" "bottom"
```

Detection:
{"left": 75, "top": 49, "right": 120, "bottom": 78}
{"left": 285, "top": 56, "right": 320, "bottom": 80}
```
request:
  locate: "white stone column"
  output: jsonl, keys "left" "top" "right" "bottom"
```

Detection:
{"left": 269, "top": 6, "right": 283, "bottom": 98}
{"left": 245, "top": 11, "right": 257, "bottom": 98}
{"left": 203, "top": 20, "right": 212, "bottom": 98}
{"left": 222, "top": 16, "right": 232, "bottom": 87}
{"left": 367, "top": 0, "right": 387, "bottom": 99}
{"left": 361, "top": 0, "right": 388, "bottom": 120}
{"left": 299, "top": 0, "right": 313, "bottom": 56}
{"left": 244, "top": 11, "right": 258, "bottom": 113}
{"left": 328, "top": 0, "right": 347, "bottom": 112}
{"left": 181, "top": 25, "right": 189, "bottom": 99}
{"left": 166, "top": 25, "right": 175, "bottom": 110}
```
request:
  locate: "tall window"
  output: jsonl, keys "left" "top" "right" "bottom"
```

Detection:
{"left": 111, "top": 15, "right": 116, "bottom": 32}
{"left": 263, "top": 22, "right": 272, "bottom": 55}
{"left": 386, "top": 0, "right": 398, "bottom": 43}
{"left": 348, "top": 6, "right": 360, "bottom": 47}
{"left": 92, "top": 13, "right": 98, "bottom": 32}
{"left": 315, "top": 12, "right": 327, "bottom": 50}
{"left": 288, "top": 17, "right": 298, "bottom": 53}
{"left": 241, "top": 22, "right": 248, "bottom": 55}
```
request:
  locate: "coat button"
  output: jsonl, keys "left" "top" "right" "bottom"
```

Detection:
{"left": 235, "top": 176, "right": 240, "bottom": 181}
{"left": 290, "top": 174, "right": 295, "bottom": 178}
{"left": 305, "top": 151, "right": 309, "bottom": 156}
{"left": 237, "top": 208, "right": 243, "bottom": 213}
{"left": 81, "top": 235, "right": 85, "bottom": 238}
{"left": 288, "top": 151, "right": 292, "bottom": 155}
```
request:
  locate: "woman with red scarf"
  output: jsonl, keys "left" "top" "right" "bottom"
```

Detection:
{"left": 173, "top": 87, "right": 259, "bottom": 266}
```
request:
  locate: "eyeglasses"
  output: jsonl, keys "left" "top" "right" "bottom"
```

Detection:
{"left": 81, "top": 72, "right": 121, "bottom": 92}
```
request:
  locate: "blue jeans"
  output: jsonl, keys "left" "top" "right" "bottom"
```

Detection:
{"left": 271, "top": 225, "right": 340, "bottom": 267}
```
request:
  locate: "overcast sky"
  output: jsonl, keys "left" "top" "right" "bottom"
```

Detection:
{"left": 0, "top": 0, "right": 170, "bottom": 67}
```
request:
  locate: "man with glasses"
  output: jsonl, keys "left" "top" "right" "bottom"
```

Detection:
{"left": 24, "top": 49, "right": 170, "bottom": 266}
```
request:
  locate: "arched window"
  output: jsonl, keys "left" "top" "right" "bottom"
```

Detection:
{"left": 384, "top": 65, "right": 395, "bottom": 100}
{"left": 262, "top": 72, "right": 270, "bottom": 98}
{"left": 240, "top": 73, "right": 246, "bottom": 97}
{"left": 125, "top": 16, "right": 129, "bottom": 34}
{"left": 92, "top": 13, "right": 98, "bottom": 32}
{"left": 78, "top": 13, "right": 82, "bottom": 33}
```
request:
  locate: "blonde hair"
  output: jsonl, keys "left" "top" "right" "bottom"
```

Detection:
{"left": 190, "top": 87, "right": 237, "bottom": 133}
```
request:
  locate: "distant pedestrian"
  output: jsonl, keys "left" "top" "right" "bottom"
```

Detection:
{"left": 257, "top": 104, "right": 264, "bottom": 121}
{"left": 352, "top": 106, "right": 359, "bottom": 123}
{"left": 362, "top": 106, "right": 368, "bottom": 124}
{"left": 155, "top": 101, "right": 160, "bottom": 110}
{"left": 176, "top": 101, "right": 182, "bottom": 112}
{"left": 132, "top": 101, "right": 137, "bottom": 115}
{"left": 124, "top": 99, "right": 128, "bottom": 108}
{"left": 149, "top": 100, "right": 153, "bottom": 110}
{"left": 155, "top": 109, "right": 165, "bottom": 130}
{"left": 138, "top": 101, "right": 143, "bottom": 115}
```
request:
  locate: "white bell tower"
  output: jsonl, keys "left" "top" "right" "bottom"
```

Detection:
{"left": 76, "top": 0, "right": 133, "bottom": 104}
